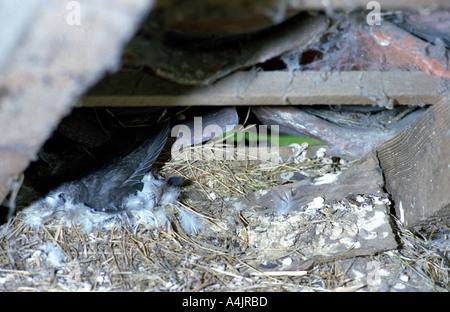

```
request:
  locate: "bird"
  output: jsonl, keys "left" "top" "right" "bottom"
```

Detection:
{"left": 46, "top": 122, "right": 171, "bottom": 213}
{"left": 23, "top": 122, "right": 205, "bottom": 234}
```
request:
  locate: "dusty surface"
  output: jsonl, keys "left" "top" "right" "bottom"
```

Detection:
{"left": 1, "top": 142, "right": 448, "bottom": 292}
{"left": 0, "top": 0, "right": 154, "bottom": 205}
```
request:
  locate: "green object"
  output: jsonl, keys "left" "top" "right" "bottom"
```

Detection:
{"left": 222, "top": 130, "right": 324, "bottom": 146}
{"left": 277, "top": 134, "right": 324, "bottom": 146}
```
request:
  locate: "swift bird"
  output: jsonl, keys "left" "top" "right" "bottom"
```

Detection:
{"left": 46, "top": 123, "right": 171, "bottom": 213}
{"left": 24, "top": 122, "right": 204, "bottom": 234}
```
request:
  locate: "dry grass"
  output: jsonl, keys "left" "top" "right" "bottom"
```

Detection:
{"left": 0, "top": 143, "right": 448, "bottom": 291}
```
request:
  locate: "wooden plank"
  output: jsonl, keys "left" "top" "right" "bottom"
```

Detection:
{"left": 297, "top": 0, "right": 450, "bottom": 10}
{"left": 376, "top": 96, "right": 450, "bottom": 228}
{"left": 154, "top": 0, "right": 450, "bottom": 12}
{"left": 81, "top": 71, "right": 449, "bottom": 107}
{"left": 0, "top": 0, "right": 154, "bottom": 205}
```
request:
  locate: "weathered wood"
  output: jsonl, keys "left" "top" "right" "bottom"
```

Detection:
{"left": 0, "top": 1, "right": 154, "bottom": 205}
{"left": 252, "top": 105, "right": 427, "bottom": 158}
{"left": 229, "top": 148, "right": 397, "bottom": 266}
{"left": 139, "top": 1, "right": 450, "bottom": 47}
{"left": 376, "top": 96, "right": 450, "bottom": 228}
{"left": 124, "top": 11, "right": 330, "bottom": 85}
{"left": 81, "top": 70, "right": 448, "bottom": 107}
{"left": 296, "top": 0, "right": 450, "bottom": 10}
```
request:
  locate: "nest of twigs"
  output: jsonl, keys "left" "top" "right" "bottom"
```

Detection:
{"left": 0, "top": 142, "right": 449, "bottom": 291}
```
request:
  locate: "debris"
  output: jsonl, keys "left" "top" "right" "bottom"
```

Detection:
{"left": 252, "top": 105, "right": 427, "bottom": 157}
{"left": 226, "top": 149, "right": 397, "bottom": 268}
{"left": 370, "top": 18, "right": 450, "bottom": 79}
{"left": 386, "top": 10, "right": 450, "bottom": 49}
{"left": 0, "top": 131, "right": 448, "bottom": 291}
{"left": 122, "top": 12, "right": 329, "bottom": 85}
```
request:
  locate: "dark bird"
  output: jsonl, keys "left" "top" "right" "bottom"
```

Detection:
{"left": 24, "top": 122, "right": 203, "bottom": 234}
{"left": 48, "top": 123, "right": 170, "bottom": 213}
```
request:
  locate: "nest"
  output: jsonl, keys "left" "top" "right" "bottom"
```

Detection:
{"left": 0, "top": 142, "right": 449, "bottom": 291}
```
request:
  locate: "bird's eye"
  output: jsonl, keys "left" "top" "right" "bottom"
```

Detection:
{"left": 58, "top": 193, "right": 66, "bottom": 203}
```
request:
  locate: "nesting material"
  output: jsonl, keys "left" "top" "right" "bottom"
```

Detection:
{"left": 20, "top": 172, "right": 202, "bottom": 235}
{"left": 239, "top": 194, "right": 394, "bottom": 267}
{"left": 1, "top": 143, "right": 448, "bottom": 291}
{"left": 163, "top": 144, "right": 397, "bottom": 269}
{"left": 222, "top": 150, "right": 397, "bottom": 268}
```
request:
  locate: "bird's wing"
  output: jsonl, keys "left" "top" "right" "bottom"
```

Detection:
{"left": 122, "top": 122, "right": 170, "bottom": 187}
{"left": 80, "top": 123, "right": 170, "bottom": 212}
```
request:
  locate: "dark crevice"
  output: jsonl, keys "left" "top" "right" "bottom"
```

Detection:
{"left": 374, "top": 149, "right": 403, "bottom": 248}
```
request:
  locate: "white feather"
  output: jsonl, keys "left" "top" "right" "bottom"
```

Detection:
{"left": 38, "top": 241, "right": 67, "bottom": 267}
{"left": 176, "top": 207, "right": 204, "bottom": 234}
{"left": 22, "top": 171, "right": 186, "bottom": 234}
{"left": 159, "top": 186, "right": 180, "bottom": 207}
{"left": 274, "top": 188, "right": 296, "bottom": 216}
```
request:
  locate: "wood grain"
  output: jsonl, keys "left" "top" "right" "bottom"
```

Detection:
{"left": 81, "top": 71, "right": 448, "bottom": 106}
{"left": 376, "top": 96, "right": 450, "bottom": 228}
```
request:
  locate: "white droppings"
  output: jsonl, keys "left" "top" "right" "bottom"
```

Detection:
{"left": 280, "top": 257, "right": 292, "bottom": 267}
{"left": 393, "top": 282, "right": 406, "bottom": 290}
{"left": 398, "top": 201, "right": 405, "bottom": 225}
{"left": 330, "top": 223, "right": 344, "bottom": 240}
{"left": 88, "top": 233, "right": 96, "bottom": 243}
{"left": 339, "top": 237, "right": 356, "bottom": 248}
{"left": 373, "top": 196, "right": 390, "bottom": 206}
{"left": 379, "top": 269, "right": 391, "bottom": 277}
{"left": 288, "top": 142, "right": 309, "bottom": 164}
{"left": 313, "top": 172, "right": 341, "bottom": 185}
{"left": 358, "top": 210, "right": 386, "bottom": 232}
{"left": 280, "top": 172, "right": 294, "bottom": 180}
{"left": 308, "top": 197, "right": 325, "bottom": 209}
{"left": 352, "top": 269, "right": 365, "bottom": 280}
{"left": 315, "top": 222, "right": 325, "bottom": 235}
{"left": 315, "top": 147, "right": 327, "bottom": 158}
{"left": 96, "top": 271, "right": 110, "bottom": 285}
{"left": 361, "top": 230, "right": 378, "bottom": 240}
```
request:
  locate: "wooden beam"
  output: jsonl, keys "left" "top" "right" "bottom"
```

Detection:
{"left": 376, "top": 96, "right": 450, "bottom": 228}
{"left": 81, "top": 71, "right": 448, "bottom": 107}
{"left": 296, "top": 0, "right": 450, "bottom": 10}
